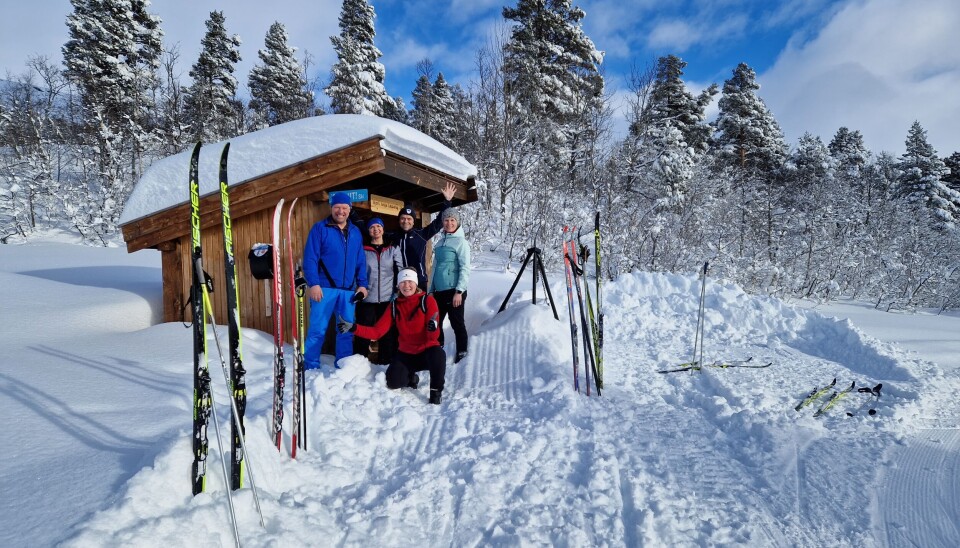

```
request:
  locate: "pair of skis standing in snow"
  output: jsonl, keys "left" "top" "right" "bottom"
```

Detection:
{"left": 190, "top": 142, "right": 315, "bottom": 545}
{"left": 562, "top": 217, "right": 604, "bottom": 396}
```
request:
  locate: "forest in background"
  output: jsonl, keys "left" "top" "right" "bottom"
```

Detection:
{"left": 2, "top": 0, "right": 958, "bottom": 310}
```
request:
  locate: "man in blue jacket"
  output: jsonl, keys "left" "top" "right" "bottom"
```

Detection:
{"left": 393, "top": 182, "right": 457, "bottom": 290}
{"left": 303, "top": 191, "right": 368, "bottom": 369}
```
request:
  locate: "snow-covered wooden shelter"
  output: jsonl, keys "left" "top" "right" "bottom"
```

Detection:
{"left": 119, "top": 115, "right": 477, "bottom": 335}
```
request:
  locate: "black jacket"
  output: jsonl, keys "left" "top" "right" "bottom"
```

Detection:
{"left": 390, "top": 201, "right": 451, "bottom": 289}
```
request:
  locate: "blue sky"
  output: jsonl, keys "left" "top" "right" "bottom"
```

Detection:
{"left": 2, "top": 0, "right": 958, "bottom": 155}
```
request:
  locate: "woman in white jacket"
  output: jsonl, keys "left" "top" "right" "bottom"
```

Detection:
{"left": 428, "top": 208, "right": 471, "bottom": 364}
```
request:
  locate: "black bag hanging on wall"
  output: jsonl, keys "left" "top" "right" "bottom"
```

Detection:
{"left": 248, "top": 243, "right": 274, "bottom": 280}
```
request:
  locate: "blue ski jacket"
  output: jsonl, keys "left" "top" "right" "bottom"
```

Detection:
{"left": 303, "top": 217, "right": 368, "bottom": 291}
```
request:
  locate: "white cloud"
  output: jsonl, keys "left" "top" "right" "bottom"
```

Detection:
{"left": 760, "top": 0, "right": 960, "bottom": 155}
{"left": 645, "top": 13, "right": 749, "bottom": 52}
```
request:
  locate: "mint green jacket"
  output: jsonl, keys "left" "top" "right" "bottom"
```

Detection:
{"left": 429, "top": 226, "right": 471, "bottom": 293}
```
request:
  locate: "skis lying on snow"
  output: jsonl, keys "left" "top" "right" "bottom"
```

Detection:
{"left": 795, "top": 378, "right": 837, "bottom": 411}
{"left": 658, "top": 263, "right": 709, "bottom": 374}
{"left": 846, "top": 383, "right": 883, "bottom": 417}
{"left": 657, "top": 361, "right": 702, "bottom": 373}
{"left": 705, "top": 357, "right": 771, "bottom": 369}
{"left": 657, "top": 356, "right": 771, "bottom": 374}
{"left": 813, "top": 381, "right": 857, "bottom": 417}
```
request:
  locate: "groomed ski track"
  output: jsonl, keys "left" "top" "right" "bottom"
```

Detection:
{"left": 1, "top": 244, "right": 958, "bottom": 547}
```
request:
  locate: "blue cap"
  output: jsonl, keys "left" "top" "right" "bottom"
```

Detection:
{"left": 330, "top": 192, "right": 351, "bottom": 207}
{"left": 367, "top": 217, "right": 384, "bottom": 229}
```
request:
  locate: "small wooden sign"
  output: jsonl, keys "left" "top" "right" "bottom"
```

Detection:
{"left": 370, "top": 194, "right": 404, "bottom": 216}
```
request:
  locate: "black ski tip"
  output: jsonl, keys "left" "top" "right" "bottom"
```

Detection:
{"left": 868, "top": 409, "right": 877, "bottom": 415}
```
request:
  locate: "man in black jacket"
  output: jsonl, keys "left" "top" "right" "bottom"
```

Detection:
{"left": 393, "top": 182, "right": 456, "bottom": 290}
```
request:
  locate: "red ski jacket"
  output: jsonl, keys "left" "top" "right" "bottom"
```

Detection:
{"left": 354, "top": 291, "right": 440, "bottom": 355}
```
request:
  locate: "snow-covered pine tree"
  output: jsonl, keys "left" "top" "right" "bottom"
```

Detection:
{"left": 62, "top": 0, "right": 163, "bottom": 238}
{"left": 448, "top": 83, "right": 476, "bottom": 154}
{"left": 184, "top": 11, "right": 242, "bottom": 142}
{"left": 325, "top": 0, "right": 394, "bottom": 117}
{"left": 713, "top": 63, "right": 788, "bottom": 176}
{"left": 430, "top": 73, "right": 457, "bottom": 148}
{"left": 942, "top": 151, "right": 960, "bottom": 194}
{"left": 712, "top": 62, "right": 789, "bottom": 284}
{"left": 410, "top": 74, "right": 434, "bottom": 134}
{"left": 829, "top": 127, "right": 870, "bottom": 181}
{"left": 248, "top": 22, "right": 314, "bottom": 127}
{"left": 501, "top": 0, "right": 606, "bottom": 237}
{"left": 896, "top": 121, "right": 960, "bottom": 230}
{"left": 502, "top": 0, "right": 604, "bottom": 123}
{"left": 641, "top": 55, "right": 717, "bottom": 154}
{"left": 828, "top": 126, "right": 872, "bottom": 223}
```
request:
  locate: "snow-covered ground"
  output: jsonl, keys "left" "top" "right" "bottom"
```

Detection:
{"left": 1, "top": 235, "right": 958, "bottom": 547}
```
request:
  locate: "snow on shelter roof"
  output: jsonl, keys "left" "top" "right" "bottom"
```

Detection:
{"left": 119, "top": 114, "right": 477, "bottom": 225}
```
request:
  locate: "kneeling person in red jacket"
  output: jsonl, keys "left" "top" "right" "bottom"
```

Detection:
{"left": 338, "top": 268, "right": 446, "bottom": 404}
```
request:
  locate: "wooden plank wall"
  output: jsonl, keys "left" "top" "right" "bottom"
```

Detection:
{"left": 170, "top": 197, "right": 325, "bottom": 341}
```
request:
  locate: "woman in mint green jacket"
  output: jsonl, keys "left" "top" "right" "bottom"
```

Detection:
{"left": 429, "top": 208, "right": 471, "bottom": 364}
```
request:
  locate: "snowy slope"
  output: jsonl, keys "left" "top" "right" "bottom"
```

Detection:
{"left": 1, "top": 239, "right": 958, "bottom": 547}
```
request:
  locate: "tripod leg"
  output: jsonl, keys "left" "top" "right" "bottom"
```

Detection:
{"left": 534, "top": 251, "right": 560, "bottom": 320}
{"left": 498, "top": 249, "right": 534, "bottom": 313}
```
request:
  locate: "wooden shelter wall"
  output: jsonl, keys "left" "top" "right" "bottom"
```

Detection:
{"left": 168, "top": 198, "right": 326, "bottom": 340}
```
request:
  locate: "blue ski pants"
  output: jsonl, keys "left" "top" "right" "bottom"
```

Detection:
{"left": 304, "top": 287, "right": 356, "bottom": 369}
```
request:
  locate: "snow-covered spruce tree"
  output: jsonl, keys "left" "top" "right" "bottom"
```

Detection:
{"left": 184, "top": 11, "right": 242, "bottom": 142}
{"left": 429, "top": 73, "right": 458, "bottom": 148}
{"left": 325, "top": 0, "right": 394, "bottom": 117}
{"left": 713, "top": 63, "right": 787, "bottom": 176}
{"left": 940, "top": 150, "right": 960, "bottom": 194}
{"left": 780, "top": 133, "right": 848, "bottom": 298}
{"left": 500, "top": 0, "right": 606, "bottom": 250}
{"left": 641, "top": 55, "right": 717, "bottom": 154}
{"left": 896, "top": 121, "right": 960, "bottom": 230}
{"left": 248, "top": 22, "right": 313, "bottom": 128}
{"left": 410, "top": 74, "right": 433, "bottom": 134}
{"left": 502, "top": 0, "right": 603, "bottom": 124}
{"left": 62, "top": 0, "right": 163, "bottom": 239}
{"left": 829, "top": 127, "right": 870, "bottom": 183}
{"left": 711, "top": 62, "right": 788, "bottom": 287}
{"left": 828, "top": 127, "right": 873, "bottom": 223}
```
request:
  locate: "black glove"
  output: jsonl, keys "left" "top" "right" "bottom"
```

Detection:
{"left": 350, "top": 290, "right": 364, "bottom": 303}
{"left": 337, "top": 315, "right": 356, "bottom": 334}
{"left": 427, "top": 313, "right": 438, "bottom": 332}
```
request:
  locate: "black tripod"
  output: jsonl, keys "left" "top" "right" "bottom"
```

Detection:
{"left": 498, "top": 247, "right": 559, "bottom": 320}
